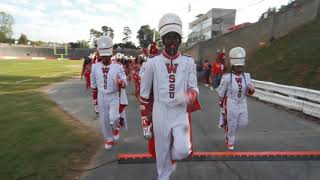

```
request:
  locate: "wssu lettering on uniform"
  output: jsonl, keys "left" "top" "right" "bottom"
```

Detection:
{"left": 166, "top": 63, "right": 178, "bottom": 98}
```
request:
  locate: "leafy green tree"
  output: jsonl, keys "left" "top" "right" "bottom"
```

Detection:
{"left": 259, "top": 7, "right": 277, "bottom": 21}
{"left": 122, "top": 26, "right": 132, "bottom": 43}
{"left": 278, "top": 5, "right": 288, "bottom": 12}
{"left": 154, "top": 30, "right": 163, "bottom": 50}
{"left": 90, "top": 26, "right": 114, "bottom": 47}
{"left": 18, "top": 33, "right": 28, "bottom": 44}
{"left": 69, "top": 42, "right": 79, "bottom": 48}
{"left": 0, "top": 11, "right": 14, "bottom": 42}
{"left": 136, "top": 25, "right": 153, "bottom": 48}
{"left": 31, "top": 40, "right": 45, "bottom": 46}
{"left": 101, "top": 26, "right": 114, "bottom": 39}
{"left": 0, "top": 31, "right": 6, "bottom": 42}
{"left": 113, "top": 41, "right": 138, "bottom": 49}
{"left": 77, "top": 40, "right": 90, "bottom": 48}
{"left": 90, "top": 29, "right": 103, "bottom": 38}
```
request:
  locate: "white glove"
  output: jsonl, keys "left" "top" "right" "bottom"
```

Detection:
{"left": 176, "top": 91, "right": 189, "bottom": 105}
{"left": 220, "top": 107, "right": 225, "bottom": 114}
{"left": 94, "top": 105, "right": 99, "bottom": 114}
{"left": 142, "top": 118, "right": 152, "bottom": 140}
{"left": 175, "top": 89, "right": 197, "bottom": 105}
{"left": 142, "top": 123, "right": 153, "bottom": 140}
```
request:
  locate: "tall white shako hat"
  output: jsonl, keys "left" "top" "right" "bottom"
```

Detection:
{"left": 158, "top": 13, "right": 182, "bottom": 38}
{"left": 97, "top": 35, "right": 113, "bottom": 56}
{"left": 229, "top": 47, "right": 246, "bottom": 66}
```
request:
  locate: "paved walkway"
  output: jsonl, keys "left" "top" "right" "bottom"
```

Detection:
{"left": 46, "top": 78, "right": 320, "bottom": 180}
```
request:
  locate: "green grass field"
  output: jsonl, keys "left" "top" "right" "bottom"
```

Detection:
{"left": 0, "top": 60, "right": 82, "bottom": 92}
{"left": 0, "top": 60, "right": 101, "bottom": 180}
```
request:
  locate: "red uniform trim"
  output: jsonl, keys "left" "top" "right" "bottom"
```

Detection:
{"left": 85, "top": 74, "right": 91, "bottom": 90}
{"left": 119, "top": 104, "right": 126, "bottom": 113}
{"left": 162, "top": 50, "right": 180, "bottom": 60}
{"left": 92, "top": 88, "right": 98, "bottom": 100}
{"left": 187, "top": 98, "right": 202, "bottom": 113}
{"left": 140, "top": 96, "right": 150, "bottom": 103}
{"left": 148, "top": 135, "right": 156, "bottom": 158}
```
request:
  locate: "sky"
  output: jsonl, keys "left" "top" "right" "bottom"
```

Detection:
{"left": 0, "top": 0, "right": 290, "bottom": 45}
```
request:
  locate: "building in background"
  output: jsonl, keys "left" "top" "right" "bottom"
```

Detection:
{"left": 187, "top": 8, "right": 236, "bottom": 47}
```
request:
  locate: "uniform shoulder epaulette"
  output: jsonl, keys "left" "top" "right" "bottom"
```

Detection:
{"left": 149, "top": 52, "right": 161, "bottom": 58}
{"left": 182, "top": 53, "right": 192, "bottom": 58}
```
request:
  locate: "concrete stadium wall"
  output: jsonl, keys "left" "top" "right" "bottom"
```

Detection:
{"left": 196, "top": 17, "right": 274, "bottom": 62}
{"left": 0, "top": 45, "right": 141, "bottom": 59}
{"left": 185, "top": 0, "right": 320, "bottom": 62}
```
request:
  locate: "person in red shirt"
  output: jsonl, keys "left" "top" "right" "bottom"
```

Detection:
{"left": 211, "top": 52, "right": 225, "bottom": 89}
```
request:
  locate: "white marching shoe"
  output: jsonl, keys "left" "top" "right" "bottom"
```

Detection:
{"left": 104, "top": 140, "right": 114, "bottom": 150}
{"left": 113, "top": 128, "right": 120, "bottom": 141}
{"left": 226, "top": 144, "right": 234, "bottom": 150}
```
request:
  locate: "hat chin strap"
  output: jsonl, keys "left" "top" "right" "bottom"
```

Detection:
{"left": 232, "top": 69, "right": 243, "bottom": 75}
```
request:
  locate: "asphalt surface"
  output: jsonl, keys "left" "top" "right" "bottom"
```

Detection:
{"left": 46, "top": 78, "right": 320, "bottom": 180}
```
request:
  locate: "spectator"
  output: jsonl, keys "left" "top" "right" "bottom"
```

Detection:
{"left": 211, "top": 52, "right": 225, "bottom": 90}
{"left": 196, "top": 60, "right": 203, "bottom": 81}
{"left": 203, "top": 60, "right": 210, "bottom": 86}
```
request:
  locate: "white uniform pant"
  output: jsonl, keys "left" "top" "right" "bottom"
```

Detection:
{"left": 226, "top": 100, "right": 248, "bottom": 145}
{"left": 152, "top": 102, "right": 192, "bottom": 180}
{"left": 120, "top": 109, "right": 128, "bottom": 130}
{"left": 98, "top": 91, "right": 120, "bottom": 141}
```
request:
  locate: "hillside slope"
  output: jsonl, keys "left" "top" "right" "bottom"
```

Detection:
{"left": 247, "top": 17, "right": 320, "bottom": 90}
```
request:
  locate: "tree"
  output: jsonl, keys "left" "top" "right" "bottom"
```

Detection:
{"left": 278, "top": 5, "right": 288, "bottom": 12}
{"left": 122, "top": 26, "right": 132, "bottom": 43}
{"left": 68, "top": 40, "right": 89, "bottom": 49}
{"left": 101, "top": 26, "right": 114, "bottom": 39}
{"left": 31, "top": 40, "right": 45, "bottom": 46}
{"left": 0, "top": 31, "right": 6, "bottom": 42}
{"left": 153, "top": 30, "right": 163, "bottom": 50}
{"left": 268, "top": 7, "right": 277, "bottom": 16}
{"left": 18, "top": 33, "right": 28, "bottom": 44}
{"left": 0, "top": 11, "right": 14, "bottom": 42}
{"left": 89, "top": 29, "right": 102, "bottom": 47}
{"left": 90, "top": 29, "right": 103, "bottom": 38}
{"left": 124, "top": 41, "right": 138, "bottom": 49}
{"left": 77, "top": 40, "right": 90, "bottom": 48}
{"left": 69, "top": 42, "right": 79, "bottom": 48}
{"left": 259, "top": 7, "right": 277, "bottom": 21}
{"left": 89, "top": 26, "right": 114, "bottom": 47}
{"left": 113, "top": 41, "right": 138, "bottom": 49}
{"left": 137, "top": 25, "right": 153, "bottom": 48}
